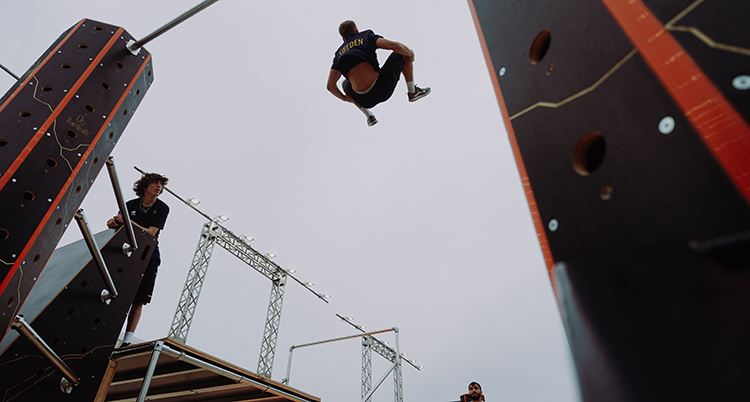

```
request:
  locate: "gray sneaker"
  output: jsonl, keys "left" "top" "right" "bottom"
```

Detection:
{"left": 408, "top": 86, "right": 431, "bottom": 102}
{"left": 367, "top": 115, "right": 378, "bottom": 127}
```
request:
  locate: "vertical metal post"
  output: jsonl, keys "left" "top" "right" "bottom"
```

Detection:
{"left": 257, "top": 270, "right": 287, "bottom": 378}
{"left": 105, "top": 157, "right": 138, "bottom": 253}
{"left": 362, "top": 336, "right": 373, "bottom": 402}
{"left": 74, "top": 209, "right": 118, "bottom": 304}
{"left": 283, "top": 347, "right": 294, "bottom": 384}
{"left": 136, "top": 341, "right": 163, "bottom": 402}
{"left": 394, "top": 328, "right": 403, "bottom": 402}
{"left": 168, "top": 222, "right": 218, "bottom": 342}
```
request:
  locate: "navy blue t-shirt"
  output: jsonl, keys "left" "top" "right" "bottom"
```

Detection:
{"left": 331, "top": 29, "right": 383, "bottom": 77}
{"left": 125, "top": 198, "right": 169, "bottom": 260}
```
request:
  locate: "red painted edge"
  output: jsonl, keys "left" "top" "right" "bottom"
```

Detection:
{"left": 0, "top": 19, "right": 86, "bottom": 116}
{"left": 600, "top": 0, "right": 750, "bottom": 203}
{"left": 467, "top": 0, "right": 558, "bottom": 286}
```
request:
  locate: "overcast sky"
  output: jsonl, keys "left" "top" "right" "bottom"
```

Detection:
{"left": 1, "top": 1, "right": 579, "bottom": 401}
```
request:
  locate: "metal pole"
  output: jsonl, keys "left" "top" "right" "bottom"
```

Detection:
{"left": 136, "top": 341, "right": 163, "bottom": 402}
{"left": 290, "top": 328, "right": 395, "bottom": 350}
{"left": 74, "top": 209, "right": 118, "bottom": 304}
{"left": 106, "top": 157, "right": 138, "bottom": 254}
{"left": 12, "top": 316, "right": 80, "bottom": 388}
{"left": 394, "top": 327, "right": 403, "bottom": 402}
{"left": 283, "top": 347, "right": 294, "bottom": 384}
{"left": 127, "top": 0, "right": 220, "bottom": 52}
{"left": 0, "top": 62, "right": 19, "bottom": 80}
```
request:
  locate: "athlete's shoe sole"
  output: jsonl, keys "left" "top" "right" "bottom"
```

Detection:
{"left": 408, "top": 86, "right": 431, "bottom": 102}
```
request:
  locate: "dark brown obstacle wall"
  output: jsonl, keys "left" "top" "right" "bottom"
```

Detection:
{"left": 470, "top": 1, "right": 750, "bottom": 400}
{"left": 468, "top": 0, "right": 750, "bottom": 280}
{"left": 0, "top": 19, "right": 153, "bottom": 343}
{"left": 0, "top": 227, "right": 154, "bottom": 401}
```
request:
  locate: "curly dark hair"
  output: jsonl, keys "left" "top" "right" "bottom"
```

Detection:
{"left": 338, "top": 20, "right": 358, "bottom": 40}
{"left": 133, "top": 173, "right": 168, "bottom": 198}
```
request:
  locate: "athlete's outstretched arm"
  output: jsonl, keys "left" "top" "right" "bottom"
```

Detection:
{"left": 375, "top": 38, "right": 415, "bottom": 61}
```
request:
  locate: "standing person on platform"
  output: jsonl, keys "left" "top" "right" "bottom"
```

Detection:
{"left": 107, "top": 173, "right": 170, "bottom": 347}
{"left": 460, "top": 381, "right": 485, "bottom": 402}
{"left": 327, "top": 20, "right": 431, "bottom": 127}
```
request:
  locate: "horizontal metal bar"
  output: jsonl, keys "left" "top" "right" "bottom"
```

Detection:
{"left": 290, "top": 328, "right": 395, "bottom": 351}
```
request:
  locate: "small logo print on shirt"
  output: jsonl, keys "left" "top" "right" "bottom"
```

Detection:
{"left": 131, "top": 211, "right": 136, "bottom": 216}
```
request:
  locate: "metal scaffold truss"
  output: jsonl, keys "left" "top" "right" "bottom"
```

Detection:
{"left": 338, "top": 315, "right": 419, "bottom": 402}
{"left": 137, "top": 166, "right": 329, "bottom": 380}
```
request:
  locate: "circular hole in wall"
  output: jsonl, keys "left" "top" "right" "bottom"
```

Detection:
{"left": 47, "top": 158, "right": 58, "bottom": 167}
{"left": 23, "top": 191, "right": 35, "bottom": 201}
{"left": 529, "top": 30, "right": 551, "bottom": 64}
{"left": 573, "top": 132, "right": 606, "bottom": 177}
{"left": 0, "top": 228, "right": 8, "bottom": 240}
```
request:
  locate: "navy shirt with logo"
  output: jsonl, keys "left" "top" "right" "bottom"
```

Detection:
{"left": 125, "top": 198, "right": 169, "bottom": 260}
{"left": 331, "top": 29, "right": 383, "bottom": 77}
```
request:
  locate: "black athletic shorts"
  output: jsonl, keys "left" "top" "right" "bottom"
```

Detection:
{"left": 134, "top": 258, "right": 159, "bottom": 305}
{"left": 344, "top": 53, "right": 404, "bottom": 109}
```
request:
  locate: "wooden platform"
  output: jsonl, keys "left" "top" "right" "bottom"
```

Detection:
{"left": 98, "top": 338, "right": 320, "bottom": 402}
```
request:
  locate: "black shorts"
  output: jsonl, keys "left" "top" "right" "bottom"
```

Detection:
{"left": 133, "top": 258, "right": 159, "bottom": 305}
{"left": 344, "top": 53, "right": 404, "bottom": 109}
